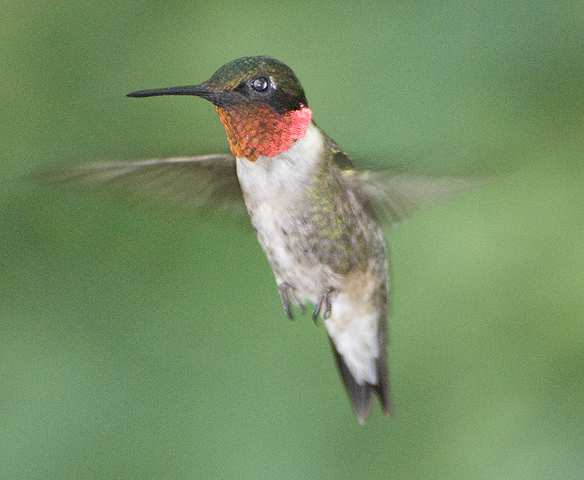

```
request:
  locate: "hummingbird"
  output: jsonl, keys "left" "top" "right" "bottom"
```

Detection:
{"left": 45, "top": 56, "right": 477, "bottom": 423}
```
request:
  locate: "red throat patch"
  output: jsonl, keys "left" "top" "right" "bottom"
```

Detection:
{"left": 216, "top": 104, "right": 312, "bottom": 161}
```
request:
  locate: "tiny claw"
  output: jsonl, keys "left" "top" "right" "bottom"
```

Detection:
{"left": 279, "top": 285, "right": 294, "bottom": 320}
{"left": 313, "top": 287, "right": 335, "bottom": 324}
{"left": 278, "top": 283, "right": 303, "bottom": 320}
{"left": 311, "top": 308, "right": 318, "bottom": 324}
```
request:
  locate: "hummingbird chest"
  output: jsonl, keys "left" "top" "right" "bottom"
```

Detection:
{"left": 235, "top": 150, "right": 386, "bottom": 302}
{"left": 235, "top": 154, "right": 328, "bottom": 294}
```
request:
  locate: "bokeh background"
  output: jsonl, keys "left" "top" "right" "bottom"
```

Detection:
{"left": 2, "top": 1, "right": 584, "bottom": 479}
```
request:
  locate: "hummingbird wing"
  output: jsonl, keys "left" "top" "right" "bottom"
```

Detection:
{"left": 38, "top": 153, "right": 247, "bottom": 219}
{"left": 357, "top": 171, "right": 485, "bottom": 225}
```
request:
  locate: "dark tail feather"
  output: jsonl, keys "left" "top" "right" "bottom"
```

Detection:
{"left": 329, "top": 339, "right": 392, "bottom": 424}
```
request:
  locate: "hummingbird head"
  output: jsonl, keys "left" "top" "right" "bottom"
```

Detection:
{"left": 128, "top": 56, "right": 313, "bottom": 161}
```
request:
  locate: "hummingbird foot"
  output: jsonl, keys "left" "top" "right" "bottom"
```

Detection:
{"left": 312, "top": 287, "right": 335, "bottom": 324}
{"left": 278, "top": 283, "right": 305, "bottom": 320}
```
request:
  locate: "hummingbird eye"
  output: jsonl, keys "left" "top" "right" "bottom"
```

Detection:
{"left": 252, "top": 77, "right": 269, "bottom": 92}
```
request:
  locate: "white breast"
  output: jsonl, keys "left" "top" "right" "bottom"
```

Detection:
{"left": 235, "top": 121, "right": 327, "bottom": 298}
{"left": 235, "top": 121, "right": 324, "bottom": 205}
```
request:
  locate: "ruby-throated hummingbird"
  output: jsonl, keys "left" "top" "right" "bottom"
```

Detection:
{"left": 46, "top": 56, "right": 477, "bottom": 423}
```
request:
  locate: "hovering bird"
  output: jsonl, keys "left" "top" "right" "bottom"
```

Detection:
{"left": 45, "top": 56, "right": 477, "bottom": 423}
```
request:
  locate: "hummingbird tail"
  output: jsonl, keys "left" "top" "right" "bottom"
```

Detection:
{"left": 329, "top": 339, "right": 392, "bottom": 424}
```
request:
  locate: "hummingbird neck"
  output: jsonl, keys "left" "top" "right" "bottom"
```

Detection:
{"left": 216, "top": 104, "right": 312, "bottom": 161}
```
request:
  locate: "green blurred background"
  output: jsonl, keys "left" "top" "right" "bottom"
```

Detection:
{"left": 2, "top": 1, "right": 584, "bottom": 479}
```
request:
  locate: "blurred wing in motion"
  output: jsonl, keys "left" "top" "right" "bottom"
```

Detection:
{"left": 358, "top": 170, "right": 487, "bottom": 225}
{"left": 38, "top": 153, "right": 247, "bottom": 219}
{"left": 37, "top": 153, "right": 485, "bottom": 225}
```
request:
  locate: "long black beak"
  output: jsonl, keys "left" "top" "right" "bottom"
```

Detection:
{"left": 127, "top": 83, "right": 213, "bottom": 99}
